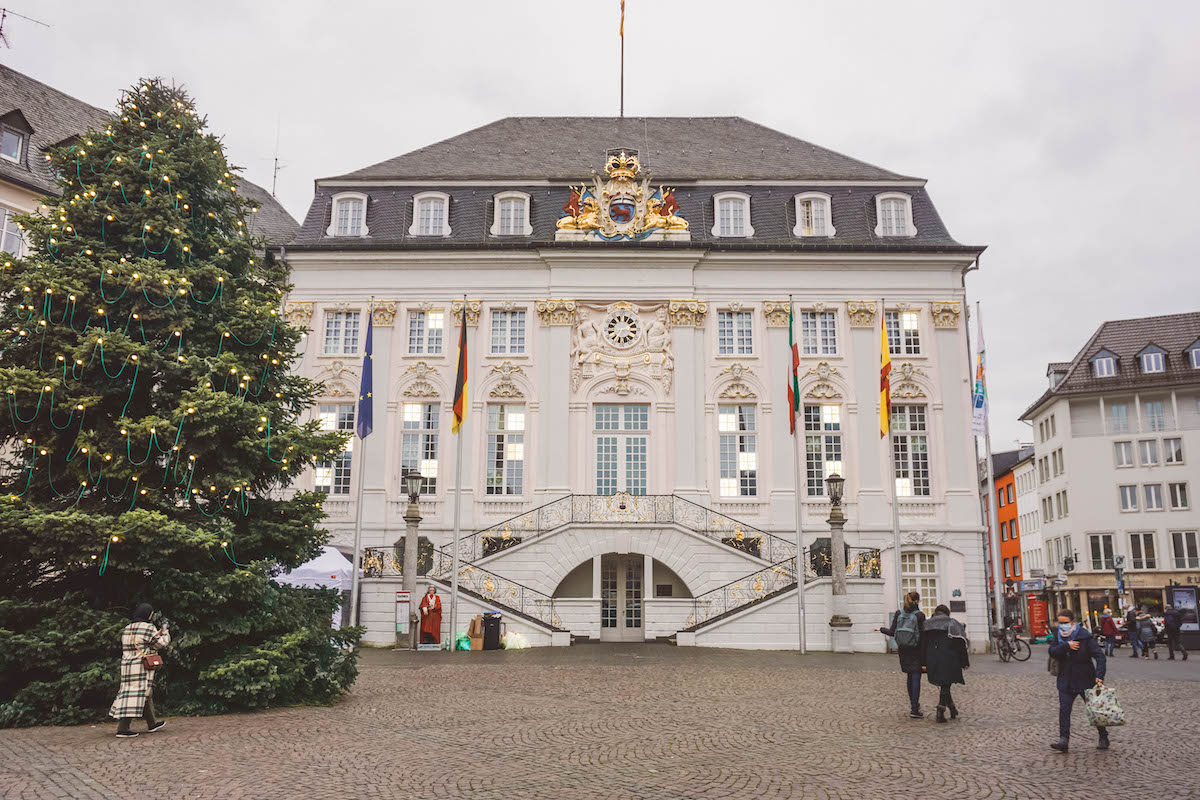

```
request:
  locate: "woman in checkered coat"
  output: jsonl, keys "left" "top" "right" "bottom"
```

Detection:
{"left": 109, "top": 603, "right": 171, "bottom": 738}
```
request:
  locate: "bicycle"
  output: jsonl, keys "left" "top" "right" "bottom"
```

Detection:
{"left": 993, "top": 626, "right": 1032, "bottom": 662}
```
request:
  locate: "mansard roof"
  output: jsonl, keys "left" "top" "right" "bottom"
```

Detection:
{"left": 1021, "top": 311, "right": 1200, "bottom": 420}
{"left": 0, "top": 65, "right": 298, "bottom": 245}
{"left": 326, "top": 117, "right": 919, "bottom": 183}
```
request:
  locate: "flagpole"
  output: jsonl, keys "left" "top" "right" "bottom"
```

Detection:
{"left": 977, "top": 301, "right": 1006, "bottom": 633}
{"left": 883, "top": 298, "right": 902, "bottom": 612}
{"left": 449, "top": 294, "right": 467, "bottom": 652}
{"left": 789, "top": 295, "right": 806, "bottom": 654}
{"left": 619, "top": 0, "right": 625, "bottom": 117}
{"left": 349, "top": 298, "right": 374, "bottom": 627}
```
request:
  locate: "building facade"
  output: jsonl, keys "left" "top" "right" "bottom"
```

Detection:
{"left": 1021, "top": 312, "right": 1200, "bottom": 628}
{"left": 281, "top": 117, "right": 988, "bottom": 650}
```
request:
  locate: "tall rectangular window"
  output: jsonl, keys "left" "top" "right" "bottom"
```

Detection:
{"left": 1119, "top": 484, "right": 1138, "bottom": 512}
{"left": 879, "top": 198, "right": 909, "bottom": 236}
{"left": 486, "top": 405, "right": 525, "bottom": 495}
{"left": 804, "top": 404, "right": 842, "bottom": 496}
{"left": 718, "top": 405, "right": 757, "bottom": 497}
{"left": 497, "top": 198, "right": 525, "bottom": 236}
{"left": 1144, "top": 483, "right": 1164, "bottom": 511}
{"left": 801, "top": 311, "right": 837, "bottom": 355}
{"left": 314, "top": 404, "right": 354, "bottom": 494}
{"left": 891, "top": 405, "right": 930, "bottom": 496}
{"left": 717, "top": 311, "right": 753, "bottom": 355}
{"left": 717, "top": 197, "right": 747, "bottom": 236}
{"left": 401, "top": 402, "right": 439, "bottom": 494}
{"left": 1139, "top": 439, "right": 1159, "bottom": 466}
{"left": 1093, "top": 358, "right": 1116, "bottom": 378}
{"left": 1172, "top": 531, "right": 1199, "bottom": 569}
{"left": 1114, "top": 441, "right": 1134, "bottom": 467}
{"left": 1144, "top": 400, "right": 1167, "bottom": 432}
{"left": 900, "top": 552, "right": 937, "bottom": 617}
{"left": 1109, "top": 403, "right": 1129, "bottom": 433}
{"left": 417, "top": 198, "right": 446, "bottom": 236}
{"left": 885, "top": 311, "right": 920, "bottom": 355}
{"left": 1169, "top": 482, "right": 1189, "bottom": 510}
{"left": 1089, "top": 533, "right": 1114, "bottom": 570}
{"left": 408, "top": 310, "right": 445, "bottom": 355}
{"left": 1130, "top": 532, "right": 1156, "bottom": 569}
{"left": 0, "top": 206, "right": 26, "bottom": 257}
{"left": 798, "top": 197, "right": 828, "bottom": 236}
{"left": 594, "top": 404, "right": 649, "bottom": 496}
{"left": 1164, "top": 438, "right": 1184, "bottom": 464}
{"left": 490, "top": 310, "right": 526, "bottom": 354}
{"left": 334, "top": 198, "right": 364, "bottom": 236}
{"left": 323, "top": 311, "right": 360, "bottom": 355}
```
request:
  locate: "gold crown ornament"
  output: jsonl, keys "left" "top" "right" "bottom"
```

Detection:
{"left": 604, "top": 151, "right": 641, "bottom": 180}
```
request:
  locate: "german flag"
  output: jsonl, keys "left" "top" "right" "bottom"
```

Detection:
{"left": 452, "top": 303, "right": 468, "bottom": 434}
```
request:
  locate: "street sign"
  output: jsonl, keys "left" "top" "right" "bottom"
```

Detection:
{"left": 1029, "top": 568, "right": 1045, "bottom": 578}
{"left": 1019, "top": 579, "right": 1045, "bottom": 592}
{"left": 1114, "top": 554, "right": 1126, "bottom": 569}
{"left": 396, "top": 591, "right": 411, "bottom": 636}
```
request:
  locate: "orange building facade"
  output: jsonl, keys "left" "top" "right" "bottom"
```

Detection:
{"left": 996, "top": 470, "right": 1021, "bottom": 583}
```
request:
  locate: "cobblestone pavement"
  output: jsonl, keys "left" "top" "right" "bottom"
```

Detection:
{"left": 3, "top": 643, "right": 1199, "bottom": 800}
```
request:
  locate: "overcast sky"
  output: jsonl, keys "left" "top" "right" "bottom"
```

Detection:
{"left": 4, "top": 0, "right": 1199, "bottom": 447}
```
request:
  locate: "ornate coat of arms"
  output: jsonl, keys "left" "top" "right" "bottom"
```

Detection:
{"left": 555, "top": 151, "right": 689, "bottom": 242}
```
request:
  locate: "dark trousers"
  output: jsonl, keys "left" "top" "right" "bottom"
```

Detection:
{"left": 116, "top": 696, "right": 158, "bottom": 733}
{"left": 1129, "top": 634, "right": 1140, "bottom": 657}
{"left": 938, "top": 684, "right": 954, "bottom": 707}
{"left": 1166, "top": 630, "right": 1187, "bottom": 658}
{"left": 906, "top": 672, "right": 921, "bottom": 709}
{"left": 1058, "top": 690, "right": 1106, "bottom": 739}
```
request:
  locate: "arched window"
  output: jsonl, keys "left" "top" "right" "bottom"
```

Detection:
{"left": 326, "top": 192, "right": 369, "bottom": 237}
{"left": 410, "top": 191, "right": 451, "bottom": 237}
{"left": 874, "top": 192, "right": 916, "bottom": 238}
{"left": 491, "top": 191, "right": 532, "bottom": 236}
{"left": 793, "top": 192, "right": 834, "bottom": 237}
{"left": 712, "top": 192, "right": 753, "bottom": 238}
{"left": 901, "top": 552, "right": 938, "bottom": 617}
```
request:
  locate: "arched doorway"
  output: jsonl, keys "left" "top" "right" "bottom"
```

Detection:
{"left": 553, "top": 554, "right": 692, "bottom": 642}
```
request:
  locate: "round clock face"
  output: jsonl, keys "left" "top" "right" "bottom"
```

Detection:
{"left": 606, "top": 312, "right": 640, "bottom": 348}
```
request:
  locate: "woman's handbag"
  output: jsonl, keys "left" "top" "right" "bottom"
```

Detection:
{"left": 141, "top": 652, "right": 163, "bottom": 670}
{"left": 1084, "top": 684, "right": 1126, "bottom": 728}
{"left": 1047, "top": 652, "right": 1061, "bottom": 676}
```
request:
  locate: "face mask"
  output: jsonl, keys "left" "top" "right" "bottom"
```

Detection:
{"left": 1059, "top": 623, "right": 1075, "bottom": 636}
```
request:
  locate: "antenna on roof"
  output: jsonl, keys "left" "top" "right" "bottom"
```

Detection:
{"left": 0, "top": 7, "right": 52, "bottom": 48}
{"left": 270, "top": 115, "right": 286, "bottom": 198}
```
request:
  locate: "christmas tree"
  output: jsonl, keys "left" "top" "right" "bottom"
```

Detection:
{"left": 0, "top": 79, "right": 359, "bottom": 726}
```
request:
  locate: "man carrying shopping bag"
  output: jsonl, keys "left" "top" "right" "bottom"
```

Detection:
{"left": 1049, "top": 609, "right": 1110, "bottom": 753}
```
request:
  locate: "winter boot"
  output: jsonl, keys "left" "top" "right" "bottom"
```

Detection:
{"left": 948, "top": 700, "right": 959, "bottom": 720}
{"left": 935, "top": 705, "right": 947, "bottom": 723}
{"left": 1050, "top": 737, "right": 1069, "bottom": 753}
{"left": 1097, "top": 729, "right": 1110, "bottom": 750}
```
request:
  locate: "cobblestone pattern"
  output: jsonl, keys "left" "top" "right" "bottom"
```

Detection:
{"left": 2, "top": 645, "right": 1198, "bottom": 799}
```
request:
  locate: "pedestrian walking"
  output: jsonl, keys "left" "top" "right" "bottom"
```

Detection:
{"left": 875, "top": 591, "right": 926, "bottom": 719}
{"left": 1099, "top": 608, "right": 1118, "bottom": 657}
{"left": 1163, "top": 606, "right": 1188, "bottom": 661}
{"left": 1048, "top": 609, "right": 1109, "bottom": 753}
{"left": 1136, "top": 606, "right": 1158, "bottom": 660}
{"left": 922, "top": 604, "right": 969, "bottom": 723}
{"left": 109, "top": 603, "right": 171, "bottom": 738}
{"left": 1125, "top": 606, "right": 1140, "bottom": 658}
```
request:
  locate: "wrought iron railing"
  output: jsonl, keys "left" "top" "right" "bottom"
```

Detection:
{"left": 450, "top": 493, "right": 798, "bottom": 565}
{"left": 361, "top": 546, "right": 561, "bottom": 630}
{"left": 685, "top": 547, "right": 883, "bottom": 629}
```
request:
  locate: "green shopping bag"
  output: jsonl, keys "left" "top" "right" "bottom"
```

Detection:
{"left": 455, "top": 633, "right": 471, "bottom": 651}
{"left": 1084, "top": 684, "right": 1126, "bottom": 728}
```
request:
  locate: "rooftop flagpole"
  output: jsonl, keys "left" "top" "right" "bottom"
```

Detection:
{"left": 619, "top": 0, "right": 625, "bottom": 117}
{"left": 449, "top": 294, "right": 469, "bottom": 651}
{"left": 349, "top": 298, "right": 375, "bottom": 627}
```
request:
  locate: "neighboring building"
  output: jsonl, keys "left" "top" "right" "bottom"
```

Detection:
{"left": 0, "top": 64, "right": 298, "bottom": 254}
{"left": 1021, "top": 312, "right": 1200, "bottom": 627}
{"left": 283, "top": 116, "right": 988, "bottom": 650}
{"left": 980, "top": 445, "right": 1034, "bottom": 625}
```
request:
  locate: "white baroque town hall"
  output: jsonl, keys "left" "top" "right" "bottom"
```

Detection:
{"left": 280, "top": 117, "right": 988, "bottom": 651}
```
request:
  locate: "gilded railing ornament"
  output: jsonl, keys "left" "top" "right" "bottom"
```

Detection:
{"left": 555, "top": 150, "right": 690, "bottom": 242}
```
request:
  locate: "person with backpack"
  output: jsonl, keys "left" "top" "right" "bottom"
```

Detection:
{"left": 922, "top": 604, "right": 970, "bottom": 723}
{"left": 1125, "top": 606, "right": 1140, "bottom": 658}
{"left": 1048, "top": 608, "right": 1108, "bottom": 753}
{"left": 875, "top": 591, "right": 926, "bottom": 718}
{"left": 1163, "top": 606, "right": 1188, "bottom": 661}
{"left": 1136, "top": 606, "right": 1158, "bottom": 660}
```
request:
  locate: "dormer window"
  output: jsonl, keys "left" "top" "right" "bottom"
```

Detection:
{"left": 1187, "top": 340, "right": 1200, "bottom": 369}
{"left": 1141, "top": 352, "right": 1164, "bottom": 373}
{"left": 1093, "top": 357, "right": 1116, "bottom": 378}
{"left": 411, "top": 191, "right": 451, "bottom": 237}
{"left": 326, "top": 192, "right": 369, "bottom": 237}
{"left": 793, "top": 192, "right": 834, "bottom": 238}
{"left": 874, "top": 192, "right": 917, "bottom": 238}
{"left": 0, "top": 125, "right": 24, "bottom": 163}
{"left": 490, "top": 191, "right": 532, "bottom": 237}
{"left": 712, "top": 192, "right": 753, "bottom": 238}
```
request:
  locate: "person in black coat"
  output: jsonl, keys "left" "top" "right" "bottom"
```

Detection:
{"left": 875, "top": 591, "right": 926, "bottom": 718}
{"left": 1163, "top": 606, "right": 1188, "bottom": 661}
{"left": 1125, "top": 606, "right": 1141, "bottom": 658}
{"left": 1048, "top": 608, "right": 1108, "bottom": 752}
{"left": 923, "top": 604, "right": 970, "bottom": 723}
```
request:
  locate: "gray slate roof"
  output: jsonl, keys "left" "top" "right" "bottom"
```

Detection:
{"left": 0, "top": 65, "right": 297, "bottom": 246}
{"left": 330, "top": 117, "right": 918, "bottom": 183}
{"left": 1021, "top": 311, "right": 1200, "bottom": 419}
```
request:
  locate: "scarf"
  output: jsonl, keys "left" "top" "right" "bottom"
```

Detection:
{"left": 922, "top": 613, "right": 968, "bottom": 645}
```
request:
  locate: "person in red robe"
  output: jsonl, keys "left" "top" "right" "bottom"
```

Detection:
{"left": 418, "top": 586, "right": 442, "bottom": 645}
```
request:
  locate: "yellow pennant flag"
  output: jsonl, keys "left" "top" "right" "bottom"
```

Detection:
{"left": 880, "top": 316, "right": 892, "bottom": 438}
{"left": 620, "top": 0, "right": 625, "bottom": 38}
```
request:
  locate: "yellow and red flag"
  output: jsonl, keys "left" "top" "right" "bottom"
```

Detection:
{"left": 880, "top": 313, "right": 892, "bottom": 438}
{"left": 451, "top": 304, "right": 468, "bottom": 434}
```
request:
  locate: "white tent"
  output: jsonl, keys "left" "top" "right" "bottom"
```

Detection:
{"left": 276, "top": 546, "right": 353, "bottom": 627}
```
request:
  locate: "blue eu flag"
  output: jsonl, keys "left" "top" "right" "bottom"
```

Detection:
{"left": 356, "top": 315, "right": 373, "bottom": 439}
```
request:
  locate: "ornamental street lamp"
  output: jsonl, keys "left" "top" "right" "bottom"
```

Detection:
{"left": 826, "top": 472, "right": 853, "bottom": 653}
{"left": 402, "top": 470, "right": 423, "bottom": 650}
